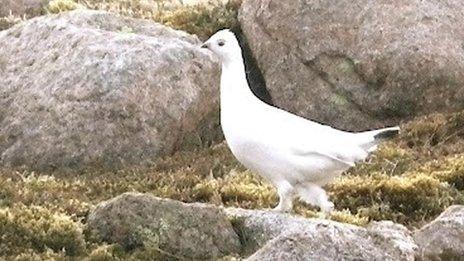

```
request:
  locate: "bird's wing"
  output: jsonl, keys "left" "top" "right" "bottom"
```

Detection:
{"left": 297, "top": 150, "right": 355, "bottom": 168}
{"left": 290, "top": 140, "right": 367, "bottom": 168}
{"left": 253, "top": 102, "right": 372, "bottom": 166}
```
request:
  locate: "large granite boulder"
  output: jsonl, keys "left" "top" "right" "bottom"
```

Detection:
{"left": 414, "top": 205, "right": 464, "bottom": 260}
{"left": 87, "top": 193, "right": 241, "bottom": 260}
{"left": 0, "top": 10, "right": 220, "bottom": 172}
{"left": 239, "top": 0, "right": 464, "bottom": 131}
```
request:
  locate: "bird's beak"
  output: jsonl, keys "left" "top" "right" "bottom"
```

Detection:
{"left": 201, "top": 42, "right": 209, "bottom": 49}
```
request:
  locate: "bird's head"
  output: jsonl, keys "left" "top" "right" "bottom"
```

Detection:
{"left": 201, "top": 29, "right": 242, "bottom": 64}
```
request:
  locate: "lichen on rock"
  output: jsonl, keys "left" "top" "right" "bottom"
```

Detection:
{"left": 87, "top": 192, "right": 241, "bottom": 260}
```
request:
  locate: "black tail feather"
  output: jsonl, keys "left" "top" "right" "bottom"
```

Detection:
{"left": 374, "top": 129, "right": 399, "bottom": 140}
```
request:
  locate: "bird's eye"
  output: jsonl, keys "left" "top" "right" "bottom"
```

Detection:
{"left": 218, "top": 40, "right": 225, "bottom": 47}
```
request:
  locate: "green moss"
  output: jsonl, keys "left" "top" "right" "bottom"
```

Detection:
{"left": 328, "top": 172, "right": 462, "bottom": 226}
{"left": 9, "top": 249, "right": 67, "bottom": 261}
{"left": 0, "top": 205, "right": 85, "bottom": 256}
{"left": 398, "top": 110, "right": 464, "bottom": 158}
{"left": 3, "top": 0, "right": 242, "bottom": 38}
{"left": 217, "top": 256, "right": 241, "bottom": 261}
{"left": 428, "top": 155, "right": 464, "bottom": 190}
{"left": 83, "top": 243, "right": 127, "bottom": 261}
{"left": 192, "top": 178, "right": 222, "bottom": 203}
{"left": 220, "top": 170, "right": 277, "bottom": 208}
{"left": 158, "top": 0, "right": 241, "bottom": 40}
{"left": 329, "top": 210, "right": 369, "bottom": 226}
{"left": 68, "top": 0, "right": 241, "bottom": 40}
{"left": 46, "top": 0, "right": 84, "bottom": 13}
{"left": 86, "top": 244, "right": 122, "bottom": 261}
{"left": 323, "top": 110, "right": 464, "bottom": 227}
{"left": 346, "top": 142, "right": 415, "bottom": 177}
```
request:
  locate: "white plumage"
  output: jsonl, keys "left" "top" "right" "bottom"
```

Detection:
{"left": 202, "top": 29, "right": 399, "bottom": 213}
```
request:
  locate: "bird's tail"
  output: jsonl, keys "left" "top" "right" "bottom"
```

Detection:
{"left": 357, "top": 126, "right": 400, "bottom": 151}
{"left": 373, "top": 126, "right": 400, "bottom": 140}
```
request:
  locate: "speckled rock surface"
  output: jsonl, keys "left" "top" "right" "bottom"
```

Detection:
{"left": 0, "top": 10, "right": 220, "bottom": 172}
{"left": 225, "top": 207, "right": 313, "bottom": 255}
{"left": 226, "top": 208, "right": 416, "bottom": 260}
{"left": 239, "top": 0, "right": 464, "bottom": 131}
{"left": 414, "top": 205, "right": 464, "bottom": 261}
{"left": 87, "top": 193, "right": 241, "bottom": 259}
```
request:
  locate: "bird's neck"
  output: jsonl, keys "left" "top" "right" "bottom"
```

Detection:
{"left": 219, "top": 56, "right": 260, "bottom": 139}
{"left": 219, "top": 55, "right": 266, "bottom": 138}
{"left": 220, "top": 58, "right": 258, "bottom": 107}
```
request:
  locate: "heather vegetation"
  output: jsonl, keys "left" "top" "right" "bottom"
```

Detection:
{"left": 1, "top": 0, "right": 241, "bottom": 40}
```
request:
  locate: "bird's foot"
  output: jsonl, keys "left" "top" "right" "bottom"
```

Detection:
{"left": 271, "top": 205, "right": 292, "bottom": 213}
{"left": 321, "top": 201, "right": 334, "bottom": 213}
{"left": 319, "top": 201, "right": 334, "bottom": 218}
{"left": 273, "top": 181, "right": 294, "bottom": 213}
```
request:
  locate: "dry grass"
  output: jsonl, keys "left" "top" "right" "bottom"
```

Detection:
{"left": 1, "top": 0, "right": 242, "bottom": 40}
{"left": 0, "top": 12, "right": 25, "bottom": 30}
{"left": 328, "top": 111, "right": 464, "bottom": 227}
{"left": 76, "top": 0, "right": 242, "bottom": 40}
{"left": 46, "top": 0, "right": 85, "bottom": 13}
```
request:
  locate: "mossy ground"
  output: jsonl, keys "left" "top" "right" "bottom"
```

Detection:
{"left": 1, "top": 110, "right": 464, "bottom": 259}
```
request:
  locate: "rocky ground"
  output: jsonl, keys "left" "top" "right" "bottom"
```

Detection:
{"left": 1, "top": 0, "right": 464, "bottom": 260}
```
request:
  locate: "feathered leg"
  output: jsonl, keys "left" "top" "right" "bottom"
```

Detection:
{"left": 273, "top": 180, "right": 294, "bottom": 213}
{"left": 297, "top": 183, "right": 334, "bottom": 214}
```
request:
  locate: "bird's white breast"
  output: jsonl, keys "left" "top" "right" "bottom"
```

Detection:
{"left": 218, "top": 57, "right": 355, "bottom": 186}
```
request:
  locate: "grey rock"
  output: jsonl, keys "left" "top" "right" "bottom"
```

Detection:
{"left": 225, "top": 207, "right": 316, "bottom": 255}
{"left": 0, "top": 10, "right": 220, "bottom": 172}
{"left": 367, "top": 221, "right": 418, "bottom": 261}
{"left": 226, "top": 208, "right": 416, "bottom": 260}
{"left": 87, "top": 192, "right": 241, "bottom": 260}
{"left": 239, "top": 0, "right": 464, "bottom": 131}
{"left": 414, "top": 205, "right": 464, "bottom": 261}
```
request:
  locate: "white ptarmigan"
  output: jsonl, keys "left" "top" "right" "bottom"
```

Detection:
{"left": 201, "top": 29, "right": 399, "bottom": 213}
